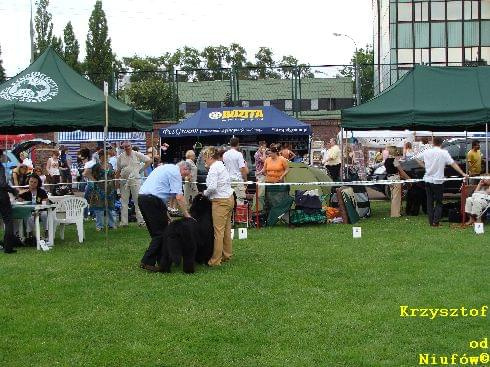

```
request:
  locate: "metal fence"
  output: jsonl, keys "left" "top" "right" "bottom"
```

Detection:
{"left": 114, "top": 65, "right": 358, "bottom": 121}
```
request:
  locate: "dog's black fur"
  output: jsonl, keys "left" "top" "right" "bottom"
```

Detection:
{"left": 405, "top": 183, "right": 427, "bottom": 216}
{"left": 159, "top": 194, "right": 214, "bottom": 273}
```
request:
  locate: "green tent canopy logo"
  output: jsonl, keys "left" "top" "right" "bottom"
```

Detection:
{"left": 0, "top": 72, "right": 59, "bottom": 103}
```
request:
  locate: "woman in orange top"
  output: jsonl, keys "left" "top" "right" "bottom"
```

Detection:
{"left": 258, "top": 144, "right": 290, "bottom": 222}
{"left": 262, "top": 145, "right": 289, "bottom": 183}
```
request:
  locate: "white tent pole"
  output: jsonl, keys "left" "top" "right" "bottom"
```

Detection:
{"left": 486, "top": 123, "right": 489, "bottom": 174}
{"left": 340, "top": 126, "right": 344, "bottom": 181}
{"left": 103, "top": 82, "right": 109, "bottom": 235}
{"left": 465, "top": 130, "right": 468, "bottom": 175}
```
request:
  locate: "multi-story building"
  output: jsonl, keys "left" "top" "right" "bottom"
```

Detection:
{"left": 373, "top": 0, "right": 490, "bottom": 94}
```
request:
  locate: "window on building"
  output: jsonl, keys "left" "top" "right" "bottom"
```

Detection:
{"left": 464, "top": 47, "right": 479, "bottom": 61}
{"left": 398, "top": 2, "right": 413, "bottom": 21}
{"left": 448, "top": 21, "right": 463, "bottom": 47}
{"left": 464, "top": 21, "right": 479, "bottom": 46}
{"left": 431, "top": 22, "right": 447, "bottom": 47}
{"left": 448, "top": 48, "right": 463, "bottom": 65}
{"left": 285, "top": 100, "right": 293, "bottom": 111}
{"left": 431, "top": 48, "right": 446, "bottom": 65}
{"left": 481, "top": 47, "right": 490, "bottom": 63}
{"left": 482, "top": 21, "right": 490, "bottom": 45}
{"left": 179, "top": 103, "right": 186, "bottom": 113}
{"left": 414, "top": 22, "right": 430, "bottom": 48}
{"left": 199, "top": 101, "right": 207, "bottom": 109}
{"left": 431, "top": 1, "right": 446, "bottom": 20}
{"left": 482, "top": 0, "right": 490, "bottom": 19}
{"left": 242, "top": 100, "right": 249, "bottom": 107}
{"left": 415, "top": 48, "right": 430, "bottom": 64}
{"left": 464, "top": 0, "right": 479, "bottom": 20}
{"left": 311, "top": 99, "right": 319, "bottom": 111}
{"left": 447, "top": 1, "right": 463, "bottom": 20}
{"left": 398, "top": 49, "right": 414, "bottom": 66}
{"left": 398, "top": 23, "right": 414, "bottom": 48}
{"left": 415, "top": 2, "right": 429, "bottom": 21}
{"left": 263, "top": 100, "right": 271, "bottom": 107}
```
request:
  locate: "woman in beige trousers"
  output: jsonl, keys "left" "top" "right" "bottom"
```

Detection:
{"left": 202, "top": 147, "right": 235, "bottom": 267}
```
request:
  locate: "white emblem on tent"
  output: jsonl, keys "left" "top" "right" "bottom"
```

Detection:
{"left": 0, "top": 72, "right": 59, "bottom": 103}
{"left": 209, "top": 111, "right": 223, "bottom": 120}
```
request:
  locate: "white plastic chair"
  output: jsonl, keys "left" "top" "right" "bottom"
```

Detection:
{"left": 54, "top": 197, "right": 88, "bottom": 243}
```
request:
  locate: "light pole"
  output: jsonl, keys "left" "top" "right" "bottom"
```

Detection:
{"left": 333, "top": 32, "right": 361, "bottom": 106}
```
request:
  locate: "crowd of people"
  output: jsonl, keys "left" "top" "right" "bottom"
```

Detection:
{"left": 375, "top": 137, "right": 489, "bottom": 227}
{"left": 1, "top": 135, "right": 488, "bottom": 259}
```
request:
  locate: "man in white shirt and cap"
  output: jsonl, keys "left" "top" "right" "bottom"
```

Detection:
{"left": 116, "top": 141, "right": 151, "bottom": 226}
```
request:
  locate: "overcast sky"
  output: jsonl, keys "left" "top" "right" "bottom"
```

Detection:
{"left": 0, "top": 0, "right": 373, "bottom": 77}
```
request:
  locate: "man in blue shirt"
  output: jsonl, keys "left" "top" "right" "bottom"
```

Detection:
{"left": 139, "top": 161, "right": 192, "bottom": 271}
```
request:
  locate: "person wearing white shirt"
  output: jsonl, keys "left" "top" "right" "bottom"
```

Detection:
{"left": 116, "top": 141, "right": 151, "bottom": 226}
{"left": 183, "top": 150, "right": 199, "bottom": 205}
{"left": 222, "top": 137, "right": 248, "bottom": 204}
{"left": 20, "top": 152, "right": 33, "bottom": 169}
{"left": 417, "top": 136, "right": 467, "bottom": 227}
{"left": 322, "top": 138, "right": 341, "bottom": 181}
{"left": 202, "top": 147, "right": 234, "bottom": 267}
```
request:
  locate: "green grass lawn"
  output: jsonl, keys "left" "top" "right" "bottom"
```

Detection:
{"left": 1, "top": 202, "right": 488, "bottom": 367}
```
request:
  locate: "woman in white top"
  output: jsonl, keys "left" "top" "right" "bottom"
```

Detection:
{"left": 46, "top": 150, "right": 61, "bottom": 194}
{"left": 202, "top": 147, "right": 234, "bottom": 267}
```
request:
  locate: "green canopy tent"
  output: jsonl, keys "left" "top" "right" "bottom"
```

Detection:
{"left": 0, "top": 47, "right": 152, "bottom": 133}
{"left": 341, "top": 65, "right": 490, "bottom": 174}
{"left": 342, "top": 65, "right": 490, "bottom": 131}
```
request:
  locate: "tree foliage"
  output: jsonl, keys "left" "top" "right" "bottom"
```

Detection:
{"left": 124, "top": 79, "right": 177, "bottom": 121}
{"left": 85, "top": 0, "right": 114, "bottom": 89}
{"left": 51, "top": 35, "right": 63, "bottom": 55}
{"left": 254, "top": 47, "right": 280, "bottom": 79}
{"left": 340, "top": 45, "right": 374, "bottom": 103}
{"left": 0, "top": 44, "right": 5, "bottom": 83}
{"left": 63, "top": 21, "right": 80, "bottom": 72}
{"left": 34, "top": 0, "right": 54, "bottom": 58}
{"left": 201, "top": 45, "right": 229, "bottom": 81}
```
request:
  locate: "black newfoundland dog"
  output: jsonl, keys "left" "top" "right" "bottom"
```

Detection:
{"left": 159, "top": 194, "right": 214, "bottom": 273}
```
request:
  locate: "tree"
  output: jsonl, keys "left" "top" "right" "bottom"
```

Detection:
{"left": 177, "top": 46, "right": 206, "bottom": 81}
{"left": 85, "top": 0, "right": 114, "bottom": 89}
{"left": 122, "top": 56, "right": 163, "bottom": 83}
{"left": 51, "top": 35, "right": 63, "bottom": 55}
{"left": 0, "top": 45, "right": 5, "bottom": 83}
{"left": 201, "top": 45, "right": 230, "bottom": 80}
{"left": 63, "top": 21, "right": 80, "bottom": 72}
{"left": 124, "top": 79, "right": 178, "bottom": 121}
{"left": 340, "top": 45, "right": 374, "bottom": 103}
{"left": 279, "top": 55, "right": 298, "bottom": 79}
{"left": 225, "top": 43, "right": 251, "bottom": 80}
{"left": 254, "top": 47, "right": 280, "bottom": 79}
{"left": 34, "top": 0, "right": 54, "bottom": 58}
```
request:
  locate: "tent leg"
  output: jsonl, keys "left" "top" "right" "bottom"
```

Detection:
{"left": 486, "top": 123, "right": 489, "bottom": 175}
{"left": 465, "top": 130, "right": 468, "bottom": 175}
{"left": 151, "top": 130, "right": 154, "bottom": 161}
{"left": 340, "top": 127, "right": 344, "bottom": 181}
{"left": 255, "top": 182, "right": 260, "bottom": 229}
{"left": 308, "top": 135, "right": 312, "bottom": 165}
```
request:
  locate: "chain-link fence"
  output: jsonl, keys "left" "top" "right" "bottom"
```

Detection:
{"left": 114, "top": 64, "right": 361, "bottom": 121}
